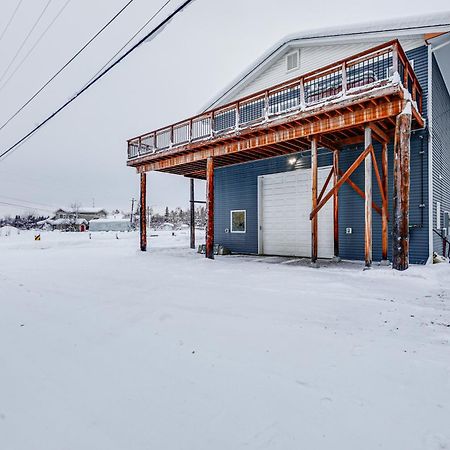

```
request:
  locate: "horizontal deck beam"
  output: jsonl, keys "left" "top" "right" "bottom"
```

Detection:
{"left": 135, "top": 98, "right": 406, "bottom": 174}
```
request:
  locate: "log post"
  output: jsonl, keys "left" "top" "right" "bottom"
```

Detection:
{"left": 381, "top": 142, "right": 389, "bottom": 262}
{"left": 364, "top": 127, "right": 372, "bottom": 268}
{"left": 206, "top": 156, "right": 214, "bottom": 259}
{"left": 190, "top": 178, "right": 195, "bottom": 249}
{"left": 311, "top": 137, "right": 318, "bottom": 264}
{"left": 393, "top": 103, "right": 412, "bottom": 270}
{"left": 333, "top": 150, "right": 340, "bottom": 260}
{"left": 140, "top": 172, "right": 147, "bottom": 252}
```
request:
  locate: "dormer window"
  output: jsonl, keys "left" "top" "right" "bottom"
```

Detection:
{"left": 286, "top": 50, "right": 300, "bottom": 72}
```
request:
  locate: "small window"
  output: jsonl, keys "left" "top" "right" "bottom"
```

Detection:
{"left": 286, "top": 50, "right": 300, "bottom": 72}
{"left": 230, "top": 210, "right": 246, "bottom": 233}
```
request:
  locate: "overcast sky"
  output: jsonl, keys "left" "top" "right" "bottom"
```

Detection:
{"left": 0, "top": 0, "right": 449, "bottom": 216}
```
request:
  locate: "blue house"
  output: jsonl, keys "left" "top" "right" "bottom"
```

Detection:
{"left": 127, "top": 13, "right": 450, "bottom": 270}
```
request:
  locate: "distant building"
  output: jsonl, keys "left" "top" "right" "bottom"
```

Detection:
{"left": 54, "top": 207, "right": 108, "bottom": 222}
{"left": 43, "top": 207, "right": 108, "bottom": 232}
{"left": 89, "top": 218, "right": 132, "bottom": 232}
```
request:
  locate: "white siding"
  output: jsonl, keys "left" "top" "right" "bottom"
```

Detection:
{"left": 215, "top": 38, "right": 424, "bottom": 107}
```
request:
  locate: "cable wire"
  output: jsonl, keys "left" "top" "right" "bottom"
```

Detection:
{"left": 84, "top": 0, "right": 171, "bottom": 88}
{"left": 0, "top": 0, "right": 195, "bottom": 161}
{"left": 0, "top": 0, "right": 72, "bottom": 96}
{"left": 0, "top": 200, "right": 54, "bottom": 213}
{"left": 0, "top": 0, "right": 24, "bottom": 43}
{"left": 0, "top": 0, "right": 54, "bottom": 84}
{"left": 0, "top": 0, "right": 135, "bottom": 133}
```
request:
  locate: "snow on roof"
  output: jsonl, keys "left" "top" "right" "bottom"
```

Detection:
{"left": 89, "top": 218, "right": 130, "bottom": 223}
{"left": 56, "top": 207, "right": 107, "bottom": 214}
{"left": 203, "top": 11, "right": 450, "bottom": 111}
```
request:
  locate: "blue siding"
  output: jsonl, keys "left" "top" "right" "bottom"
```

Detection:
{"left": 214, "top": 45, "right": 430, "bottom": 264}
{"left": 431, "top": 56, "right": 450, "bottom": 253}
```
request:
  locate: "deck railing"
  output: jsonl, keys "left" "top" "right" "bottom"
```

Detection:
{"left": 128, "top": 40, "right": 422, "bottom": 159}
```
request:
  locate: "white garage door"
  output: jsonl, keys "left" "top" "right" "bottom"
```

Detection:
{"left": 258, "top": 167, "right": 334, "bottom": 258}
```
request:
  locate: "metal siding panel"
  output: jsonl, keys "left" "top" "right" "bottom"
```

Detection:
{"left": 432, "top": 55, "right": 450, "bottom": 253}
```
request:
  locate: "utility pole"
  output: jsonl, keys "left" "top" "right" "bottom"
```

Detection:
{"left": 130, "top": 198, "right": 135, "bottom": 226}
{"left": 190, "top": 178, "right": 195, "bottom": 249}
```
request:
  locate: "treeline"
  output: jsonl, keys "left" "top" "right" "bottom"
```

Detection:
{"left": 0, "top": 213, "right": 49, "bottom": 230}
{"left": 149, "top": 206, "right": 206, "bottom": 228}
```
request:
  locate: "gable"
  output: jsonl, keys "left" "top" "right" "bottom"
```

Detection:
{"left": 210, "top": 38, "right": 425, "bottom": 109}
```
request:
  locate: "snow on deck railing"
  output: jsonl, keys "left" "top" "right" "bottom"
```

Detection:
{"left": 127, "top": 40, "right": 422, "bottom": 160}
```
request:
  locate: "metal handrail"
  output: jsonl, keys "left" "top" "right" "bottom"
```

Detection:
{"left": 128, "top": 39, "right": 422, "bottom": 159}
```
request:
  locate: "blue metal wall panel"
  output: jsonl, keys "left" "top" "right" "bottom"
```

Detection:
{"left": 214, "top": 45, "right": 430, "bottom": 264}
{"left": 431, "top": 56, "right": 450, "bottom": 253}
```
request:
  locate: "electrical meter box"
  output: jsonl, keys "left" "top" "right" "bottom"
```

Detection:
{"left": 444, "top": 211, "right": 450, "bottom": 235}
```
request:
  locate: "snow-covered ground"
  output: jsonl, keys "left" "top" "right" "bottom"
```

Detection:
{"left": 1, "top": 229, "right": 449, "bottom": 450}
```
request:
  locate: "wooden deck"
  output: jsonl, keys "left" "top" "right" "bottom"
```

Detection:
{"left": 127, "top": 40, "right": 423, "bottom": 179}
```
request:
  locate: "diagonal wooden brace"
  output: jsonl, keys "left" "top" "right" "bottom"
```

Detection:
{"left": 371, "top": 147, "right": 387, "bottom": 205}
{"left": 338, "top": 169, "right": 385, "bottom": 217}
{"left": 317, "top": 166, "right": 334, "bottom": 205}
{"left": 310, "top": 144, "right": 373, "bottom": 220}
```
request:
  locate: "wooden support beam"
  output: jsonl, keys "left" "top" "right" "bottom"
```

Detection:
{"left": 140, "top": 172, "right": 147, "bottom": 252}
{"left": 381, "top": 142, "right": 389, "bottom": 261}
{"left": 393, "top": 104, "right": 412, "bottom": 270}
{"left": 310, "top": 144, "right": 373, "bottom": 220}
{"left": 333, "top": 150, "right": 339, "bottom": 259}
{"left": 190, "top": 178, "right": 195, "bottom": 249}
{"left": 364, "top": 127, "right": 372, "bottom": 268}
{"left": 311, "top": 137, "right": 318, "bottom": 264}
{"left": 369, "top": 123, "right": 389, "bottom": 144}
{"left": 206, "top": 156, "right": 214, "bottom": 260}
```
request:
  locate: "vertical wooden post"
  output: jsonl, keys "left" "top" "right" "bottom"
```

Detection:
{"left": 140, "top": 172, "right": 147, "bottom": 252}
{"left": 206, "top": 157, "right": 214, "bottom": 259}
{"left": 311, "top": 137, "right": 318, "bottom": 264}
{"left": 393, "top": 103, "right": 412, "bottom": 271}
{"left": 381, "top": 142, "right": 389, "bottom": 262}
{"left": 190, "top": 178, "right": 195, "bottom": 249}
{"left": 364, "top": 127, "right": 372, "bottom": 268}
{"left": 333, "top": 150, "right": 340, "bottom": 260}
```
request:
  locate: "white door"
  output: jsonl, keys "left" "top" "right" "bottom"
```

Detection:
{"left": 258, "top": 167, "right": 334, "bottom": 258}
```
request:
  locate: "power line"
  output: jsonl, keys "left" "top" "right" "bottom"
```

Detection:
{"left": 0, "top": 195, "right": 59, "bottom": 210}
{"left": 0, "top": 0, "right": 54, "bottom": 84}
{"left": 0, "top": 0, "right": 24, "bottom": 43}
{"left": 0, "top": 0, "right": 72, "bottom": 96}
{"left": 0, "top": 0, "right": 195, "bottom": 161}
{"left": 0, "top": 200, "right": 54, "bottom": 213}
{"left": 0, "top": 0, "right": 136, "bottom": 133}
{"left": 84, "top": 0, "right": 171, "bottom": 88}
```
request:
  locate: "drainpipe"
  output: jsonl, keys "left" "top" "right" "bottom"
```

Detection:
{"left": 426, "top": 43, "right": 434, "bottom": 263}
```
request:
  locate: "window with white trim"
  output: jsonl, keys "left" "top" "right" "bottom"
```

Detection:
{"left": 230, "top": 210, "right": 246, "bottom": 233}
{"left": 286, "top": 50, "right": 300, "bottom": 72}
